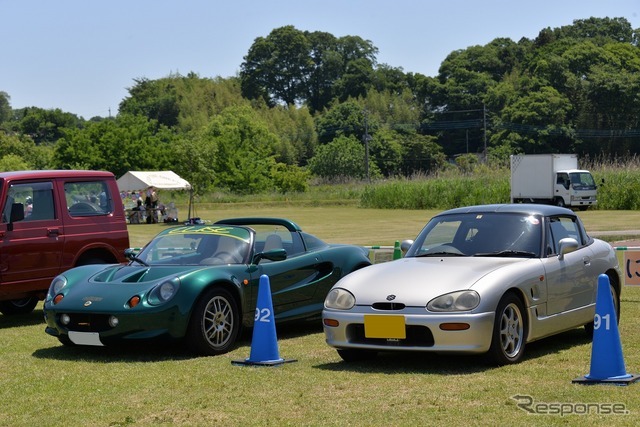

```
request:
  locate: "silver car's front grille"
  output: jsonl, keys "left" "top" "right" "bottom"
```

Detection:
{"left": 371, "top": 302, "right": 406, "bottom": 310}
{"left": 346, "top": 324, "right": 434, "bottom": 347}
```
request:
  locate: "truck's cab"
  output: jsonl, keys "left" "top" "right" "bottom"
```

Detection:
{"left": 555, "top": 169, "right": 598, "bottom": 209}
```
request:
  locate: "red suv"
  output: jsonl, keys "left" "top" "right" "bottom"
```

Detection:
{"left": 0, "top": 170, "right": 130, "bottom": 315}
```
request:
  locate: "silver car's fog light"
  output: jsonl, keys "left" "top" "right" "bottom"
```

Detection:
{"left": 60, "top": 314, "right": 71, "bottom": 325}
{"left": 427, "top": 290, "right": 480, "bottom": 312}
{"left": 325, "top": 288, "right": 355, "bottom": 310}
{"left": 108, "top": 316, "right": 119, "bottom": 328}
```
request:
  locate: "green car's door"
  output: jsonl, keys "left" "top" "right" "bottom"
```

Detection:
{"left": 252, "top": 231, "right": 333, "bottom": 319}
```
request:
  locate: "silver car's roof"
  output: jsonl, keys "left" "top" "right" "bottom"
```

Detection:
{"left": 436, "top": 203, "right": 575, "bottom": 218}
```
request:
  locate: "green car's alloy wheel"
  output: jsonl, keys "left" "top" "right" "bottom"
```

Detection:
{"left": 488, "top": 292, "right": 527, "bottom": 365}
{"left": 187, "top": 287, "right": 240, "bottom": 356}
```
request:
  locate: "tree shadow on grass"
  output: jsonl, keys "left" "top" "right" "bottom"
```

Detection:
{"left": 315, "top": 328, "right": 592, "bottom": 375}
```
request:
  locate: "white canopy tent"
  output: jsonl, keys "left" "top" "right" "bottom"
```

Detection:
{"left": 116, "top": 171, "right": 191, "bottom": 192}
{"left": 117, "top": 171, "right": 194, "bottom": 221}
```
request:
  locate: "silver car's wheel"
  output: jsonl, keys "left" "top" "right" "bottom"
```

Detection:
{"left": 488, "top": 293, "right": 527, "bottom": 365}
{"left": 187, "top": 287, "right": 240, "bottom": 356}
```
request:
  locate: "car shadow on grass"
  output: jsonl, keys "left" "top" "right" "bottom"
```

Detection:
{"left": 31, "top": 340, "right": 197, "bottom": 363}
{"left": 315, "top": 328, "right": 592, "bottom": 374}
{"left": 0, "top": 308, "right": 45, "bottom": 329}
{"left": 31, "top": 320, "right": 325, "bottom": 363}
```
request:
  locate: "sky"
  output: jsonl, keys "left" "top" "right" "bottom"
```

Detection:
{"left": 1, "top": 0, "right": 638, "bottom": 119}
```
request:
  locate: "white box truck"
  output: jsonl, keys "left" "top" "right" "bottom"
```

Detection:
{"left": 510, "top": 154, "right": 597, "bottom": 210}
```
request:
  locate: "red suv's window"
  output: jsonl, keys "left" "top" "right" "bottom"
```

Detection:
{"left": 2, "top": 181, "right": 55, "bottom": 222}
{"left": 65, "top": 181, "right": 113, "bottom": 217}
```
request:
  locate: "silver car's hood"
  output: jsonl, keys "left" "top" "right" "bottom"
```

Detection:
{"left": 337, "top": 256, "right": 527, "bottom": 306}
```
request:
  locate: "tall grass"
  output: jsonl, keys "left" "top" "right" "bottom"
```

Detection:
{"left": 171, "top": 157, "right": 640, "bottom": 211}
{"left": 360, "top": 158, "right": 640, "bottom": 210}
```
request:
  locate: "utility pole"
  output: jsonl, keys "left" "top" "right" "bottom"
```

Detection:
{"left": 363, "top": 110, "right": 371, "bottom": 182}
{"left": 483, "top": 103, "right": 487, "bottom": 162}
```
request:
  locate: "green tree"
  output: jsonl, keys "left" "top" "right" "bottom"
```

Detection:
{"left": 0, "top": 132, "right": 53, "bottom": 169}
{"left": 203, "top": 106, "right": 284, "bottom": 194}
{"left": 304, "top": 31, "right": 342, "bottom": 113}
{"left": 0, "top": 91, "right": 11, "bottom": 124}
{"left": 399, "top": 133, "right": 445, "bottom": 176}
{"left": 316, "top": 100, "right": 378, "bottom": 144}
{"left": 308, "top": 135, "right": 378, "bottom": 181}
{"left": 53, "top": 115, "right": 173, "bottom": 177}
{"left": 119, "top": 76, "right": 181, "bottom": 127}
{"left": 240, "top": 26, "right": 312, "bottom": 106}
{"left": 171, "top": 132, "right": 217, "bottom": 194}
{"left": 241, "top": 27, "right": 379, "bottom": 112}
{"left": 0, "top": 153, "right": 29, "bottom": 171}
{"left": 13, "top": 107, "right": 82, "bottom": 144}
{"left": 257, "top": 104, "right": 317, "bottom": 166}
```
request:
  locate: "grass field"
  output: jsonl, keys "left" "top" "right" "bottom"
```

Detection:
{"left": 2, "top": 204, "right": 640, "bottom": 426}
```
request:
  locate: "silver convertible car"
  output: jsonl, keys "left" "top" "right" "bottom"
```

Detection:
{"left": 322, "top": 204, "right": 622, "bottom": 365}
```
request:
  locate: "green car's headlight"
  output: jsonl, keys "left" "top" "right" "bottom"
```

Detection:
{"left": 324, "top": 288, "right": 355, "bottom": 310}
{"left": 427, "top": 290, "right": 480, "bottom": 312}
{"left": 47, "top": 276, "right": 67, "bottom": 302}
{"left": 148, "top": 278, "right": 180, "bottom": 306}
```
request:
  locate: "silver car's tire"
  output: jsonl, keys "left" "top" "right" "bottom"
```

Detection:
{"left": 487, "top": 293, "right": 527, "bottom": 365}
{"left": 337, "top": 348, "right": 377, "bottom": 362}
{"left": 187, "top": 287, "right": 240, "bottom": 356}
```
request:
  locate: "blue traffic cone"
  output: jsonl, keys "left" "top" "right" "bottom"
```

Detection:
{"left": 232, "top": 275, "right": 296, "bottom": 366}
{"left": 573, "top": 274, "right": 639, "bottom": 385}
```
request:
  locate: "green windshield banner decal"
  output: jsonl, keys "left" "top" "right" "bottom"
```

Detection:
{"left": 166, "top": 226, "right": 251, "bottom": 243}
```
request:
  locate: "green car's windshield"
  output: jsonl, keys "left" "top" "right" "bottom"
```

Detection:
{"left": 136, "top": 226, "right": 251, "bottom": 266}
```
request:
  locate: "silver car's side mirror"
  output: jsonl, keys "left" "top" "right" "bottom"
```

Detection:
{"left": 401, "top": 240, "right": 413, "bottom": 253}
{"left": 558, "top": 237, "right": 579, "bottom": 260}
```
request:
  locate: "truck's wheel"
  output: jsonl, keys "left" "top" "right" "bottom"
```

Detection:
{"left": 555, "top": 198, "right": 566, "bottom": 208}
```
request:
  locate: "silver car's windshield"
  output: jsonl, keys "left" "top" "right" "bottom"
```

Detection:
{"left": 407, "top": 212, "right": 542, "bottom": 258}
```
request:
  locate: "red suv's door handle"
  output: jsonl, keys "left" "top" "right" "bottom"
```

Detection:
{"left": 47, "top": 228, "right": 60, "bottom": 237}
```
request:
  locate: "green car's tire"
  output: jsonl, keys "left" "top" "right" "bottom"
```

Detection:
{"left": 187, "top": 287, "right": 240, "bottom": 356}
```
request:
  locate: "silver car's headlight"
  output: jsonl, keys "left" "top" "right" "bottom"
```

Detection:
{"left": 324, "top": 288, "right": 355, "bottom": 310}
{"left": 427, "top": 290, "right": 480, "bottom": 312}
{"left": 148, "top": 278, "right": 180, "bottom": 305}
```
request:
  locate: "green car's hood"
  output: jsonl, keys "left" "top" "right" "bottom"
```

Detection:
{"left": 90, "top": 264, "right": 203, "bottom": 284}
{"left": 53, "top": 264, "right": 224, "bottom": 312}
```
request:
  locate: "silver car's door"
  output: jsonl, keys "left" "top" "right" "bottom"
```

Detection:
{"left": 544, "top": 216, "right": 595, "bottom": 315}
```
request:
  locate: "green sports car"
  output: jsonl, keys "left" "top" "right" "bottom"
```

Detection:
{"left": 43, "top": 218, "right": 372, "bottom": 355}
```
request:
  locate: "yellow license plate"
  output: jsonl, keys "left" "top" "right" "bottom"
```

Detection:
{"left": 364, "top": 315, "right": 406, "bottom": 339}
